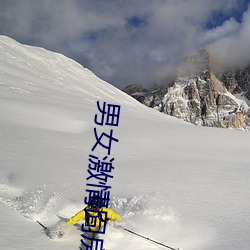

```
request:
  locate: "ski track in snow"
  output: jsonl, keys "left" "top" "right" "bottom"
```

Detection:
{"left": 0, "top": 179, "right": 211, "bottom": 250}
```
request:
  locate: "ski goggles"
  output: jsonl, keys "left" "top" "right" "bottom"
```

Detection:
{"left": 90, "top": 205, "right": 100, "bottom": 210}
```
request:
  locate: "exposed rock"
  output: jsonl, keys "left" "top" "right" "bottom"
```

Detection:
{"left": 123, "top": 83, "right": 146, "bottom": 95}
{"left": 122, "top": 84, "right": 147, "bottom": 103}
{"left": 217, "top": 66, "right": 250, "bottom": 99}
{"left": 123, "top": 49, "right": 250, "bottom": 130}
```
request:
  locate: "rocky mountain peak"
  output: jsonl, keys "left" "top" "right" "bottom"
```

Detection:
{"left": 177, "top": 49, "right": 210, "bottom": 78}
{"left": 123, "top": 49, "right": 250, "bottom": 130}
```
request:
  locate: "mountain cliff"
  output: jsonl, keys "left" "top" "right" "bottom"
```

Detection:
{"left": 123, "top": 49, "right": 250, "bottom": 130}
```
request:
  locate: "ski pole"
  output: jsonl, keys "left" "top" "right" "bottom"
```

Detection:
{"left": 120, "top": 226, "right": 181, "bottom": 250}
{"left": 37, "top": 220, "right": 48, "bottom": 230}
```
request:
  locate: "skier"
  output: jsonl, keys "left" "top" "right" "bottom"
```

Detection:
{"left": 66, "top": 195, "right": 122, "bottom": 239}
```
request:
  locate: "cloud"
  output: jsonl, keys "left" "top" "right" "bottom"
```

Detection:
{"left": 0, "top": 0, "right": 249, "bottom": 88}
{"left": 209, "top": 4, "right": 250, "bottom": 69}
{"left": 200, "top": 18, "right": 240, "bottom": 45}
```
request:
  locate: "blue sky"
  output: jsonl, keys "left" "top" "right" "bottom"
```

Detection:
{"left": 0, "top": 0, "right": 249, "bottom": 89}
{"left": 206, "top": 0, "right": 249, "bottom": 28}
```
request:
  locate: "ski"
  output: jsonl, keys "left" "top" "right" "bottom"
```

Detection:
{"left": 37, "top": 220, "right": 64, "bottom": 239}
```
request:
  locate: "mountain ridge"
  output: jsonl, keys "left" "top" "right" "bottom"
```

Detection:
{"left": 123, "top": 49, "right": 250, "bottom": 130}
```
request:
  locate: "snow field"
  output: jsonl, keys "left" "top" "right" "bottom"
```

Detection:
{"left": 0, "top": 36, "right": 250, "bottom": 250}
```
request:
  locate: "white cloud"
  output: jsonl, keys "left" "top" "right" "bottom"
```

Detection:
{"left": 200, "top": 18, "right": 240, "bottom": 45}
{"left": 0, "top": 0, "right": 249, "bottom": 88}
{"left": 209, "top": 5, "right": 250, "bottom": 68}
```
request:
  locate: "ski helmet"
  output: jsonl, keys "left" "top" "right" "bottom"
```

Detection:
{"left": 90, "top": 195, "right": 103, "bottom": 208}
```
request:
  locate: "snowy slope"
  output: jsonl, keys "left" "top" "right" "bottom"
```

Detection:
{"left": 0, "top": 36, "right": 250, "bottom": 250}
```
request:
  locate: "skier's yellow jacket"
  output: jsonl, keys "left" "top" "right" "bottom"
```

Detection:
{"left": 67, "top": 206, "right": 121, "bottom": 231}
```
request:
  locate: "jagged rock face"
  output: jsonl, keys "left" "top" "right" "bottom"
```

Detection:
{"left": 162, "top": 74, "right": 249, "bottom": 128}
{"left": 123, "top": 83, "right": 146, "bottom": 95}
{"left": 217, "top": 66, "right": 250, "bottom": 99}
{"left": 162, "top": 50, "right": 250, "bottom": 129}
{"left": 123, "top": 49, "right": 250, "bottom": 130}
{"left": 122, "top": 84, "right": 147, "bottom": 103}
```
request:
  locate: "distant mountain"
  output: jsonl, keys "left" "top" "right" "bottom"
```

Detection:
{"left": 123, "top": 49, "right": 250, "bottom": 130}
{"left": 217, "top": 66, "right": 250, "bottom": 100}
